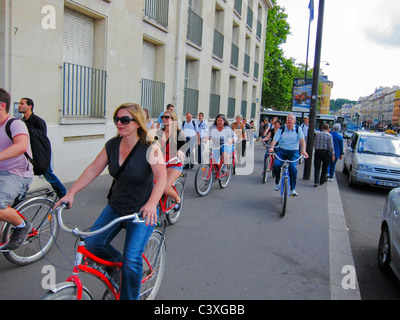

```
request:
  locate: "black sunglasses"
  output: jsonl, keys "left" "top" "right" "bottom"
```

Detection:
{"left": 114, "top": 116, "right": 136, "bottom": 125}
{"left": 161, "top": 115, "right": 171, "bottom": 120}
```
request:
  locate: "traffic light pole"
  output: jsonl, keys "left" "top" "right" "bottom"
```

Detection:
{"left": 304, "top": 0, "right": 325, "bottom": 180}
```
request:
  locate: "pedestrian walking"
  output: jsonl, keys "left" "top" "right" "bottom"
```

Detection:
{"left": 182, "top": 112, "right": 199, "bottom": 169}
{"left": 313, "top": 123, "right": 334, "bottom": 187}
{"left": 18, "top": 98, "right": 67, "bottom": 198}
{"left": 196, "top": 112, "right": 208, "bottom": 164}
{"left": 328, "top": 123, "right": 344, "bottom": 181}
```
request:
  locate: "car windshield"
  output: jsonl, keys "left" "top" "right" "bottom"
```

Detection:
{"left": 358, "top": 137, "right": 400, "bottom": 157}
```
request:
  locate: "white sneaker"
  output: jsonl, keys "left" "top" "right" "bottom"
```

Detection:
{"left": 274, "top": 183, "right": 280, "bottom": 191}
{"left": 328, "top": 178, "right": 334, "bottom": 182}
{"left": 291, "top": 189, "right": 298, "bottom": 197}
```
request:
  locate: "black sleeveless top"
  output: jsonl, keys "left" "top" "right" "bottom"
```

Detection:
{"left": 105, "top": 137, "right": 153, "bottom": 216}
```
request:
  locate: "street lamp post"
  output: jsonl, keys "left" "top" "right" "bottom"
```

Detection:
{"left": 304, "top": 0, "right": 326, "bottom": 181}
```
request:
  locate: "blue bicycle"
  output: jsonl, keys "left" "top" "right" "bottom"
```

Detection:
{"left": 273, "top": 153, "right": 304, "bottom": 217}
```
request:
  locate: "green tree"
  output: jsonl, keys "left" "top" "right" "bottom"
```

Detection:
{"left": 262, "top": 0, "right": 295, "bottom": 110}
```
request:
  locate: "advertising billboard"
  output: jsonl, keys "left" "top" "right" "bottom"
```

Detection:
{"left": 292, "top": 78, "right": 312, "bottom": 112}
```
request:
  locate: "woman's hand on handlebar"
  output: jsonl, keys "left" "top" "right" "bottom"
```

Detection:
{"left": 140, "top": 202, "right": 158, "bottom": 226}
{"left": 53, "top": 192, "right": 75, "bottom": 210}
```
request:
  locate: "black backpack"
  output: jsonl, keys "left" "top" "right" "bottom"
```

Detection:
{"left": 6, "top": 118, "right": 51, "bottom": 176}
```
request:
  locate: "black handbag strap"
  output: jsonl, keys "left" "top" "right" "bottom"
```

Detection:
{"left": 107, "top": 141, "right": 140, "bottom": 199}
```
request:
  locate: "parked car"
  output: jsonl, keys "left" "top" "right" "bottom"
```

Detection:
{"left": 378, "top": 188, "right": 400, "bottom": 281}
{"left": 343, "top": 131, "right": 400, "bottom": 188}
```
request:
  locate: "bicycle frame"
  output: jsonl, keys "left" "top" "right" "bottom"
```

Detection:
{"left": 203, "top": 147, "right": 235, "bottom": 181}
{"left": 158, "top": 173, "right": 187, "bottom": 214}
{"left": 280, "top": 162, "right": 291, "bottom": 197}
{"left": 53, "top": 205, "right": 166, "bottom": 300}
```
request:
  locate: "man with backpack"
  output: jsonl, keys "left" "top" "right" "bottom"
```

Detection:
{"left": 0, "top": 88, "right": 33, "bottom": 250}
{"left": 18, "top": 98, "right": 66, "bottom": 198}
{"left": 268, "top": 113, "right": 308, "bottom": 196}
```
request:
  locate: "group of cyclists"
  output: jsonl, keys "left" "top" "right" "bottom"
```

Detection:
{"left": 1, "top": 86, "right": 308, "bottom": 299}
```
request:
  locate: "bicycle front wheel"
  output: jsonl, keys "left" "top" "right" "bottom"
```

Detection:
{"left": 194, "top": 164, "right": 213, "bottom": 197}
{"left": 263, "top": 156, "right": 271, "bottom": 184}
{"left": 166, "top": 176, "right": 186, "bottom": 225}
{"left": 41, "top": 284, "right": 92, "bottom": 300}
{"left": 218, "top": 165, "right": 232, "bottom": 189}
{"left": 2, "top": 198, "right": 58, "bottom": 266}
{"left": 140, "top": 231, "right": 166, "bottom": 300}
{"left": 280, "top": 177, "right": 288, "bottom": 217}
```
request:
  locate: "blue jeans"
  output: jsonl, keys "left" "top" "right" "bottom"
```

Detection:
{"left": 273, "top": 149, "right": 299, "bottom": 191}
{"left": 43, "top": 168, "right": 66, "bottom": 198}
{"left": 328, "top": 158, "right": 338, "bottom": 179}
{"left": 85, "top": 204, "right": 155, "bottom": 300}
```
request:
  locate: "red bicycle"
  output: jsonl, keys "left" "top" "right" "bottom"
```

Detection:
{"left": 262, "top": 141, "right": 274, "bottom": 184}
{"left": 194, "top": 143, "right": 236, "bottom": 197}
{"left": 41, "top": 203, "right": 166, "bottom": 300}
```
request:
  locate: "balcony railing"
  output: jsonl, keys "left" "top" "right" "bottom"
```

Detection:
{"left": 244, "top": 54, "right": 250, "bottom": 75}
{"left": 241, "top": 100, "right": 247, "bottom": 117}
{"left": 62, "top": 62, "right": 107, "bottom": 117}
{"left": 141, "top": 78, "right": 165, "bottom": 118}
{"left": 228, "top": 97, "right": 236, "bottom": 118}
{"left": 231, "top": 44, "right": 239, "bottom": 68}
{"left": 213, "top": 29, "right": 224, "bottom": 59}
{"left": 184, "top": 87, "right": 199, "bottom": 116}
{"left": 144, "top": 0, "right": 169, "bottom": 27}
{"left": 246, "top": 7, "right": 253, "bottom": 29}
{"left": 187, "top": 8, "right": 203, "bottom": 47}
{"left": 209, "top": 93, "right": 221, "bottom": 118}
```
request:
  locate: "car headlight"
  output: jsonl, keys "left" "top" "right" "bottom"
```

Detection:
{"left": 356, "top": 164, "right": 373, "bottom": 171}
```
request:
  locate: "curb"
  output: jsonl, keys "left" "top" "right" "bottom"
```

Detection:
{"left": 327, "top": 179, "right": 361, "bottom": 299}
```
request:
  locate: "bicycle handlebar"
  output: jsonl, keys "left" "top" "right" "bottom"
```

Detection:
{"left": 272, "top": 153, "right": 305, "bottom": 163}
{"left": 165, "top": 156, "right": 182, "bottom": 165}
{"left": 55, "top": 202, "right": 144, "bottom": 238}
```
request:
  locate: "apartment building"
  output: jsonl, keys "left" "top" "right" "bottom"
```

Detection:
{"left": 0, "top": 0, "right": 273, "bottom": 188}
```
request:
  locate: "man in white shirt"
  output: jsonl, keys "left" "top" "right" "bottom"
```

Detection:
{"left": 182, "top": 112, "right": 200, "bottom": 169}
{"left": 196, "top": 112, "right": 208, "bottom": 164}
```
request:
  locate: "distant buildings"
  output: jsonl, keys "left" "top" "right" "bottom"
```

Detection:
{"left": 335, "top": 86, "right": 400, "bottom": 128}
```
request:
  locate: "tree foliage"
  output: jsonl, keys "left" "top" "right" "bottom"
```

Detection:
{"left": 262, "top": 0, "right": 295, "bottom": 111}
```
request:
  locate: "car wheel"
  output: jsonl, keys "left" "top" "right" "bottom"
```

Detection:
{"left": 342, "top": 161, "right": 348, "bottom": 174}
{"left": 348, "top": 167, "right": 356, "bottom": 187}
{"left": 378, "top": 224, "right": 391, "bottom": 273}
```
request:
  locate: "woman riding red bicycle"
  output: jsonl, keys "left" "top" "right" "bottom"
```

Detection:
{"left": 155, "top": 111, "right": 186, "bottom": 212}
{"left": 54, "top": 103, "right": 166, "bottom": 300}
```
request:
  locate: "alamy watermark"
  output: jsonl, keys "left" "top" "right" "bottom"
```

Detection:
{"left": 41, "top": 5, "right": 56, "bottom": 30}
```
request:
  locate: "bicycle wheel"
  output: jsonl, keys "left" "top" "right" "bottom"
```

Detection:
{"left": 166, "top": 176, "right": 186, "bottom": 225}
{"left": 140, "top": 230, "right": 166, "bottom": 300}
{"left": 194, "top": 164, "right": 213, "bottom": 197}
{"left": 41, "top": 283, "right": 92, "bottom": 300}
{"left": 2, "top": 198, "right": 58, "bottom": 266}
{"left": 262, "top": 156, "right": 271, "bottom": 184}
{"left": 280, "top": 177, "right": 288, "bottom": 217}
{"left": 218, "top": 165, "right": 232, "bottom": 189}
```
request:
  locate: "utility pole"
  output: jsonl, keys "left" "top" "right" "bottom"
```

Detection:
{"left": 304, "top": 0, "right": 325, "bottom": 180}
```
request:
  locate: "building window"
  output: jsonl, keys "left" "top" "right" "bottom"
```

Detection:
{"left": 62, "top": 8, "right": 106, "bottom": 118}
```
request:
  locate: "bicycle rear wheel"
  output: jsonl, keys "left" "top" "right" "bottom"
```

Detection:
{"left": 2, "top": 198, "right": 58, "bottom": 265}
{"left": 194, "top": 164, "right": 213, "bottom": 197}
{"left": 140, "top": 230, "right": 166, "bottom": 300}
{"left": 166, "top": 176, "right": 186, "bottom": 225}
{"left": 280, "top": 177, "right": 288, "bottom": 217}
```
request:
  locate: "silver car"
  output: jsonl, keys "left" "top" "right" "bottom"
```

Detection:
{"left": 378, "top": 188, "right": 400, "bottom": 281}
{"left": 343, "top": 131, "right": 400, "bottom": 188}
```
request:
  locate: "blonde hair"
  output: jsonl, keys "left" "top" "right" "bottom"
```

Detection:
{"left": 113, "top": 103, "right": 152, "bottom": 145}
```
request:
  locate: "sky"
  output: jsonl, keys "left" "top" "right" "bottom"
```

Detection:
{"left": 277, "top": 0, "right": 400, "bottom": 101}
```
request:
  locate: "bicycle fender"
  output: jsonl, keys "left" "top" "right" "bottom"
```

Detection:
{"left": 47, "top": 281, "right": 93, "bottom": 300}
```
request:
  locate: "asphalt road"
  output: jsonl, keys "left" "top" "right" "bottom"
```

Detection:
{"left": 0, "top": 142, "right": 334, "bottom": 300}
{"left": 336, "top": 162, "right": 400, "bottom": 300}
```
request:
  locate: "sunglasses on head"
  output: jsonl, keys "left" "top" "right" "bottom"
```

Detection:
{"left": 161, "top": 115, "right": 171, "bottom": 120}
{"left": 114, "top": 116, "right": 136, "bottom": 125}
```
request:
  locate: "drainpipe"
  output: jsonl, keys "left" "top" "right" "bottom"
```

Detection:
{"left": 174, "top": 0, "right": 183, "bottom": 116}
{"left": 3, "top": 0, "right": 12, "bottom": 91}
